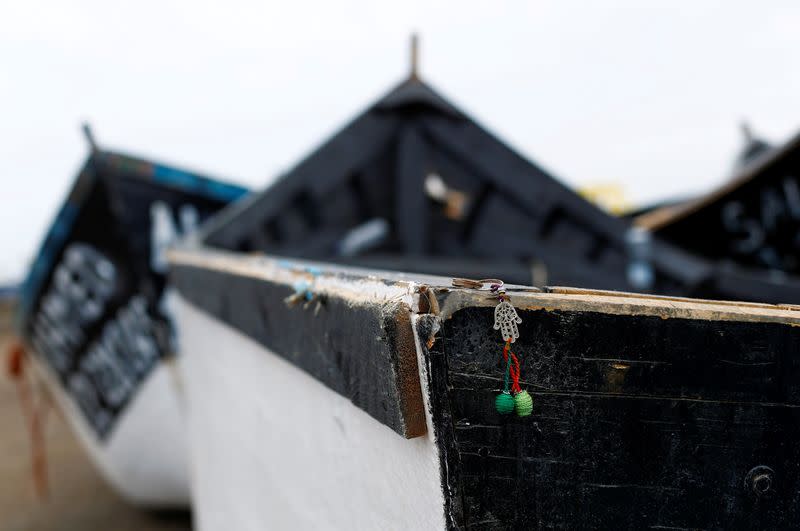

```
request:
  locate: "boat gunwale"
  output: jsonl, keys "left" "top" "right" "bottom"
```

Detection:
{"left": 168, "top": 246, "right": 431, "bottom": 439}
{"left": 168, "top": 246, "right": 800, "bottom": 326}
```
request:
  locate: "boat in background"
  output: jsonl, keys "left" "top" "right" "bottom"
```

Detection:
{"left": 201, "top": 66, "right": 800, "bottom": 305}
{"left": 169, "top": 247, "right": 800, "bottom": 529}
{"left": 637, "top": 125, "right": 800, "bottom": 275}
{"left": 15, "top": 126, "right": 248, "bottom": 507}
{"left": 623, "top": 123, "right": 773, "bottom": 221}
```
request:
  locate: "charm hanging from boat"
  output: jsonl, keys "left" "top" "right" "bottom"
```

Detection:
{"left": 491, "top": 289, "right": 531, "bottom": 417}
{"left": 450, "top": 277, "right": 533, "bottom": 417}
{"left": 494, "top": 298, "right": 522, "bottom": 343}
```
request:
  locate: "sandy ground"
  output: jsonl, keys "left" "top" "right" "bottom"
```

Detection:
{"left": 0, "top": 327, "right": 192, "bottom": 531}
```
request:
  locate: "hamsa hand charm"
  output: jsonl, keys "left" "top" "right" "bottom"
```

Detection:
{"left": 493, "top": 300, "right": 522, "bottom": 342}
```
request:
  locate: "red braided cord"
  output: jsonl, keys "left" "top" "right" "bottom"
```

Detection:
{"left": 502, "top": 340, "right": 511, "bottom": 361}
{"left": 501, "top": 340, "right": 522, "bottom": 394}
{"left": 509, "top": 352, "right": 522, "bottom": 394}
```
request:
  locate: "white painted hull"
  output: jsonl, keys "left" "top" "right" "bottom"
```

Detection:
{"left": 33, "top": 352, "right": 190, "bottom": 507}
{"left": 175, "top": 296, "right": 445, "bottom": 530}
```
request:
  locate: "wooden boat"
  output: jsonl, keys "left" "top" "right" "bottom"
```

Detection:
{"left": 16, "top": 132, "right": 248, "bottom": 507}
{"left": 637, "top": 126, "right": 800, "bottom": 275}
{"left": 162, "top": 50, "right": 800, "bottom": 526}
{"left": 169, "top": 247, "right": 800, "bottom": 529}
{"left": 168, "top": 61, "right": 800, "bottom": 527}
{"left": 202, "top": 69, "right": 800, "bottom": 305}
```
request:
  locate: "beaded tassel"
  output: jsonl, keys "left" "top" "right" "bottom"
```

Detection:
{"left": 514, "top": 390, "right": 533, "bottom": 417}
{"left": 492, "top": 290, "right": 532, "bottom": 417}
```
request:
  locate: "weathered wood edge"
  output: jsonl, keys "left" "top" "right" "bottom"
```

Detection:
{"left": 167, "top": 247, "right": 800, "bottom": 440}
{"left": 389, "top": 305, "right": 428, "bottom": 438}
{"left": 169, "top": 248, "right": 800, "bottom": 326}
{"left": 435, "top": 285, "right": 800, "bottom": 326}
{"left": 169, "top": 247, "right": 429, "bottom": 439}
{"left": 412, "top": 313, "right": 463, "bottom": 529}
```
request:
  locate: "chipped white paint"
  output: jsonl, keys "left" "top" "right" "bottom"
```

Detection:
{"left": 175, "top": 295, "right": 446, "bottom": 531}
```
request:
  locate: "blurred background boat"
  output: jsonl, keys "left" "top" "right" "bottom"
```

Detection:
{"left": 14, "top": 128, "right": 247, "bottom": 507}
{"left": 638, "top": 124, "right": 800, "bottom": 276}
{"left": 200, "top": 54, "right": 800, "bottom": 305}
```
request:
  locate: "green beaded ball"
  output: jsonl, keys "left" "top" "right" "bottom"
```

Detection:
{"left": 495, "top": 392, "right": 515, "bottom": 414}
{"left": 514, "top": 390, "right": 533, "bottom": 417}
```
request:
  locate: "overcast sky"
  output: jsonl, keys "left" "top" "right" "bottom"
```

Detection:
{"left": 2, "top": 1, "right": 799, "bottom": 283}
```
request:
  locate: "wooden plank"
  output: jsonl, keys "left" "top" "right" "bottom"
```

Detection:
{"left": 203, "top": 112, "right": 399, "bottom": 250}
{"left": 419, "top": 290, "right": 800, "bottom": 529}
{"left": 169, "top": 253, "right": 427, "bottom": 439}
{"left": 445, "top": 306, "right": 800, "bottom": 406}
{"left": 395, "top": 125, "right": 429, "bottom": 254}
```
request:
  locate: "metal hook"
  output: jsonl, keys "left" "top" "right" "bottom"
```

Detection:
{"left": 451, "top": 278, "right": 505, "bottom": 291}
